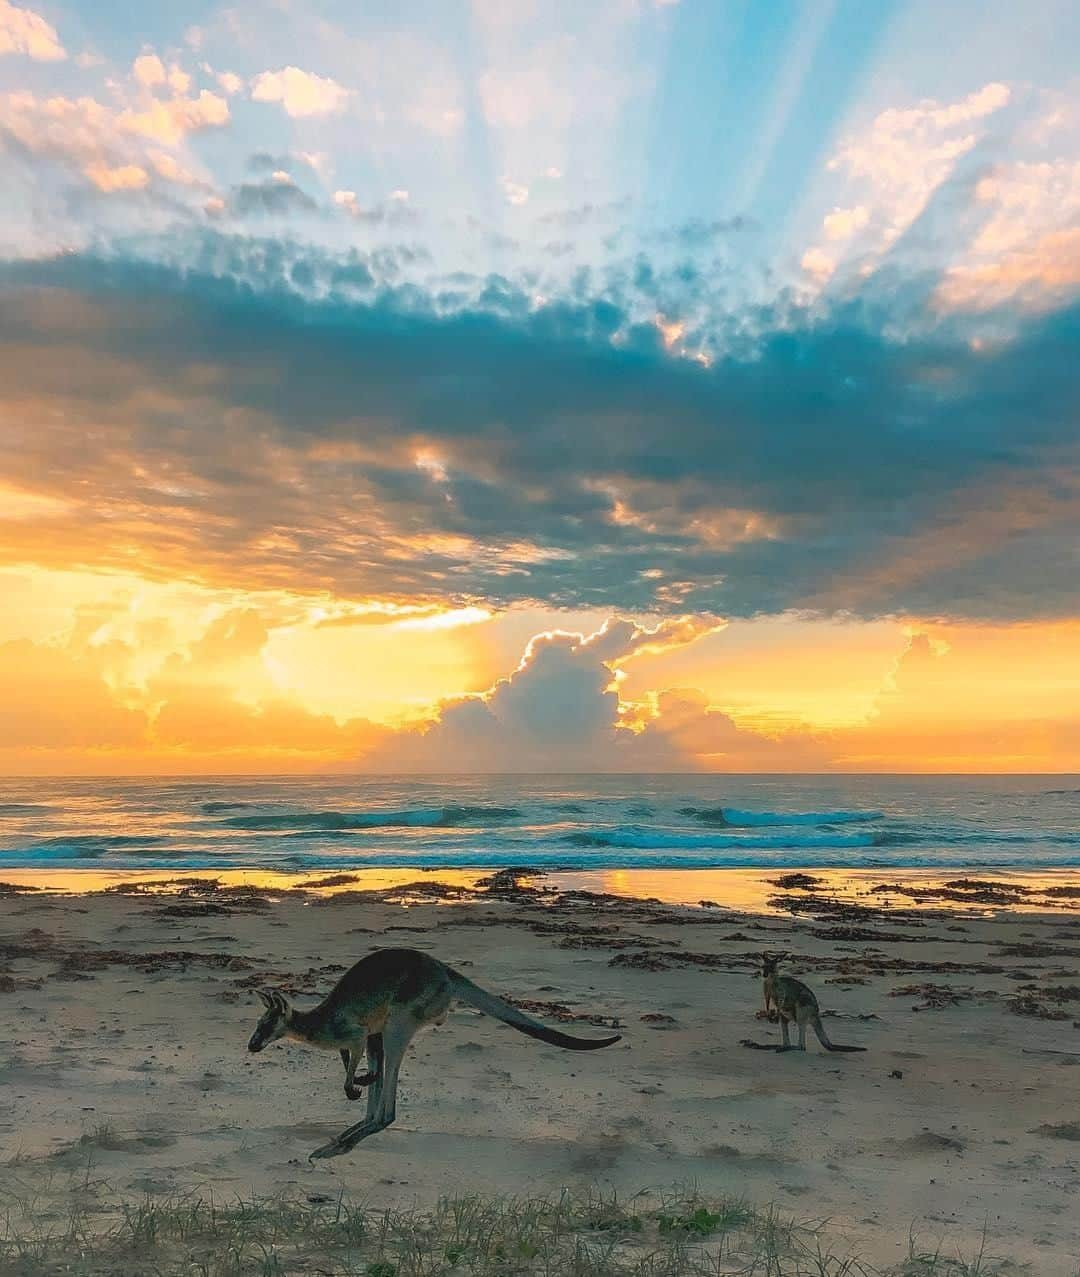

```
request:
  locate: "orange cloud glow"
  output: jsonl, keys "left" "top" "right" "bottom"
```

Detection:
{"left": 0, "top": 568, "right": 1076, "bottom": 774}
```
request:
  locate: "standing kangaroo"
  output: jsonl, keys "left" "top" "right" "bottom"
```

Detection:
{"left": 247, "top": 947, "right": 621, "bottom": 1160}
{"left": 754, "top": 952, "right": 867, "bottom": 1053}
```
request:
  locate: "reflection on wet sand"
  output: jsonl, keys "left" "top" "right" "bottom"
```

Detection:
{"left": 1, "top": 864, "right": 1078, "bottom": 915}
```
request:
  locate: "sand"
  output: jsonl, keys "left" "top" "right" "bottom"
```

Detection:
{"left": 1, "top": 870, "right": 1079, "bottom": 1273}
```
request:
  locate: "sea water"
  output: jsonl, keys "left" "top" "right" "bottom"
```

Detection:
{"left": 0, "top": 774, "right": 1077, "bottom": 873}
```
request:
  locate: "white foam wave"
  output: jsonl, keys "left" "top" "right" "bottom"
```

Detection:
{"left": 720, "top": 807, "right": 882, "bottom": 827}
{"left": 567, "top": 825, "right": 875, "bottom": 850}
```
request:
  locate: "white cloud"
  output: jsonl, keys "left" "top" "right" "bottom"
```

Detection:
{"left": 215, "top": 70, "right": 243, "bottom": 96}
{"left": 871, "top": 81, "right": 1010, "bottom": 138}
{"left": 800, "top": 247, "right": 835, "bottom": 282}
{"left": 167, "top": 65, "right": 191, "bottom": 95}
{"left": 0, "top": 0, "right": 65, "bottom": 61}
{"left": 0, "top": 84, "right": 225, "bottom": 204}
{"left": 500, "top": 177, "right": 529, "bottom": 205}
{"left": 84, "top": 161, "right": 149, "bottom": 193}
{"left": 119, "top": 90, "right": 229, "bottom": 145}
{"left": 822, "top": 203, "right": 869, "bottom": 241}
{"left": 827, "top": 82, "right": 1011, "bottom": 246}
{"left": 149, "top": 149, "right": 200, "bottom": 186}
{"left": 132, "top": 53, "right": 166, "bottom": 88}
{"left": 250, "top": 66, "right": 351, "bottom": 118}
{"left": 800, "top": 81, "right": 1015, "bottom": 291}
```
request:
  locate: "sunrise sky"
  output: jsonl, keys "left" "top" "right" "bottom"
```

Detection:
{"left": 1, "top": 0, "right": 1078, "bottom": 774}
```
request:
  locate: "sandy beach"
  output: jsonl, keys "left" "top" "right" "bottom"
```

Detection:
{"left": 2, "top": 869, "right": 1079, "bottom": 1273}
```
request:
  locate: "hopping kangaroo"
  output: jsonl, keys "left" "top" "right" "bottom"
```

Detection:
{"left": 247, "top": 947, "right": 621, "bottom": 1160}
{"left": 758, "top": 952, "right": 867, "bottom": 1053}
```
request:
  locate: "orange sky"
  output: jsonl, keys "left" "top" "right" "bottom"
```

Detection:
{"left": 1, "top": 565, "right": 1076, "bottom": 774}
{"left": 2, "top": 4, "right": 1078, "bottom": 775}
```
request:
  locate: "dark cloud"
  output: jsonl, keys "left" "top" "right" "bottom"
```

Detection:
{"left": 247, "top": 152, "right": 322, "bottom": 178}
{"left": 0, "top": 237, "right": 1077, "bottom": 619}
{"left": 651, "top": 216, "right": 759, "bottom": 248}
{"left": 536, "top": 198, "right": 632, "bottom": 228}
{"left": 228, "top": 179, "right": 319, "bottom": 218}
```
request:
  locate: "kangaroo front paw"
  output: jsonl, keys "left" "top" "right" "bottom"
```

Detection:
{"left": 344, "top": 1070, "right": 377, "bottom": 1100}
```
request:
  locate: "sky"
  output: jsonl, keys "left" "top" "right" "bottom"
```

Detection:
{"left": 0, "top": 0, "right": 1078, "bottom": 774}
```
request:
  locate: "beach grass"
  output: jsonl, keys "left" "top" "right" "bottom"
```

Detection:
{"left": 0, "top": 1179, "right": 1028, "bottom": 1276}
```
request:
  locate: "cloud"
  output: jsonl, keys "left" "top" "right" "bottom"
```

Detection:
{"left": 801, "top": 81, "right": 1014, "bottom": 285}
{"left": 500, "top": 177, "right": 529, "bottom": 206}
{"left": 128, "top": 53, "right": 191, "bottom": 95}
{"left": 800, "top": 246, "right": 835, "bottom": 281}
{"left": 132, "top": 52, "right": 166, "bottom": 88}
{"left": 1, "top": 562, "right": 1076, "bottom": 774}
{"left": 0, "top": 81, "right": 227, "bottom": 208}
{"left": 250, "top": 66, "right": 351, "bottom": 118}
{"left": 371, "top": 614, "right": 846, "bottom": 773}
{"left": 0, "top": 239, "right": 1078, "bottom": 621}
{"left": 0, "top": 637, "right": 145, "bottom": 750}
{"left": 822, "top": 204, "right": 869, "bottom": 241}
{"left": 935, "top": 157, "right": 1080, "bottom": 311}
{"left": 228, "top": 176, "right": 319, "bottom": 218}
{"left": 330, "top": 190, "right": 419, "bottom": 228}
{"left": 0, "top": 604, "right": 387, "bottom": 772}
{"left": 631, "top": 688, "right": 828, "bottom": 770}
{"left": 118, "top": 89, "right": 229, "bottom": 145}
{"left": 0, "top": 0, "right": 64, "bottom": 61}
{"left": 378, "top": 617, "right": 711, "bottom": 771}
{"left": 84, "top": 161, "right": 149, "bottom": 192}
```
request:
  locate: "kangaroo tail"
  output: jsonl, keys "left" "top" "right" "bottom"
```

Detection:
{"left": 447, "top": 971, "right": 621, "bottom": 1051}
{"left": 812, "top": 1015, "right": 867, "bottom": 1053}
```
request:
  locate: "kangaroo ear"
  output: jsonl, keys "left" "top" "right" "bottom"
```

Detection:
{"left": 257, "top": 988, "right": 276, "bottom": 1008}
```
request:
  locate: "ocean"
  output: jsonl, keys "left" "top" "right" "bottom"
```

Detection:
{"left": 0, "top": 774, "right": 1077, "bottom": 874}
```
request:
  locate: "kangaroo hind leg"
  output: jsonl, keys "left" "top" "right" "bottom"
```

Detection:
{"left": 310, "top": 1018, "right": 416, "bottom": 1161}
{"left": 774, "top": 1015, "right": 796, "bottom": 1052}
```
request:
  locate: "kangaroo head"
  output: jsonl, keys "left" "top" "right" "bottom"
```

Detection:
{"left": 760, "top": 951, "right": 788, "bottom": 977}
{"left": 249, "top": 988, "right": 293, "bottom": 1052}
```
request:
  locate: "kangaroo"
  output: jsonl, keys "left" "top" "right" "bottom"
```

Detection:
{"left": 752, "top": 952, "right": 867, "bottom": 1053}
{"left": 247, "top": 947, "right": 621, "bottom": 1160}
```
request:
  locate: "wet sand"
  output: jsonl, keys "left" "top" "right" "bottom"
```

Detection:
{"left": 1, "top": 870, "right": 1079, "bottom": 1272}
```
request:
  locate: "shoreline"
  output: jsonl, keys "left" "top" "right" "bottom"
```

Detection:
{"left": 3, "top": 866, "right": 1080, "bottom": 1271}
{"left": 3, "top": 862, "right": 1080, "bottom": 914}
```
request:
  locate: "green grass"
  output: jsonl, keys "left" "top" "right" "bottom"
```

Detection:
{"left": 0, "top": 1182, "right": 1032, "bottom": 1277}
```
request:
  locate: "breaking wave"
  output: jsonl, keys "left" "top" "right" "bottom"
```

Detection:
{"left": 685, "top": 806, "right": 882, "bottom": 828}
{"left": 220, "top": 805, "right": 523, "bottom": 831}
{"left": 564, "top": 825, "right": 876, "bottom": 851}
